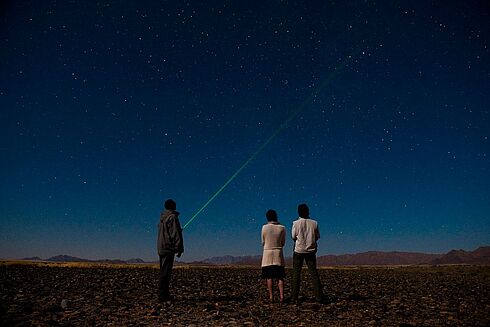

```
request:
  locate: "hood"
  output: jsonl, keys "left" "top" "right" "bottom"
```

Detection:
{"left": 160, "top": 210, "right": 180, "bottom": 222}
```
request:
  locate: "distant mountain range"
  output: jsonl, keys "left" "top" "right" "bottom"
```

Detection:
{"left": 19, "top": 246, "right": 489, "bottom": 266}
{"left": 21, "top": 255, "right": 149, "bottom": 265}
{"left": 192, "top": 246, "right": 490, "bottom": 266}
{"left": 431, "top": 247, "right": 490, "bottom": 265}
{"left": 202, "top": 255, "right": 262, "bottom": 265}
{"left": 316, "top": 251, "right": 442, "bottom": 266}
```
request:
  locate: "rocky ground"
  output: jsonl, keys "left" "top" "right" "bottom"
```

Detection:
{"left": 1, "top": 263, "right": 489, "bottom": 326}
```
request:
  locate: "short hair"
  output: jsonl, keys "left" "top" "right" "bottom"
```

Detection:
{"left": 266, "top": 209, "right": 278, "bottom": 222}
{"left": 298, "top": 203, "right": 309, "bottom": 218}
{"left": 164, "top": 199, "right": 177, "bottom": 210}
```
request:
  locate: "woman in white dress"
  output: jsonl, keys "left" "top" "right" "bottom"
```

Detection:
{"left": 261, "top": 209, "right": 286, "bottom": 303}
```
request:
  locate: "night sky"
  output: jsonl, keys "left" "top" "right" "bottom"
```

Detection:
{"left": 1, "top": 1, "right": 489, "bottom": 262}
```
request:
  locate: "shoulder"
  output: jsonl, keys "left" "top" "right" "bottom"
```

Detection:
{"left": 167, "top": 212, "right": 180, "bottom": 222}
{"left": 309, "top": 218, "right": 319, "bottom": 226}
{"left": 271, "top": 223, "right": 286, "bottom": 230}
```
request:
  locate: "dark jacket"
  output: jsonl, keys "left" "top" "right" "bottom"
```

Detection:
{"left": 157, "top": 210, "right": 184, "bottom": 256}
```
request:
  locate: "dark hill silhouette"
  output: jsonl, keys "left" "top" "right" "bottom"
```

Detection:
{"left": 41, "top": 255, "right": 147, "bottom": 264}
{"left": 431, "top": 246, "right": 490, "bottom": 265}
{"left": 203, "top": 255, "right": 262, "bottom": 265}
{"left": 198, "top": 246, "right": 490, "bottom": 266}
{"left": 16, "top": 246, "right": 489, "bottom": 265}
{"left": 21, "top": 256, "right": 43, "bottom": 261}
{"left": 47, "top": 255, "right": 89, "bottom": 262}
{"left": 200, "top": 252, "right": 442, "bottom": 266}
{"left": 316, "top": 251, "right": 442, "bottom": 266}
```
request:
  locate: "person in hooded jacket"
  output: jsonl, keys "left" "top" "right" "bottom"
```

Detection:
{"left": 157, "top": 199, "right": 184, "bottom": 302}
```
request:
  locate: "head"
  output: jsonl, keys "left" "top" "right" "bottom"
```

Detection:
{"left": 164, "top": 199, "right": 177, "bottom": 210}
{"left": 297, "top": 203, "right": 309, "bottom": 218}
{"left": 266, "top": 209, "right": 278, "bottom": 222}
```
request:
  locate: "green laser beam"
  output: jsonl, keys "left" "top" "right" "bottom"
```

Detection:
{"left": 183, "top": 51, "right": 359, "bottom": 230}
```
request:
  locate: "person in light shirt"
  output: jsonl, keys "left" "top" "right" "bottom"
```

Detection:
{"left": 261, "top": 209, "right": 286, "bottom": 303}
{"left": 290, "top": 203, "right": 324, "bottom": 303}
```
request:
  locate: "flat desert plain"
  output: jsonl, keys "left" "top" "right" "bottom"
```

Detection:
{"left": 1, "top": 262, "right": 489, "bottom": 326}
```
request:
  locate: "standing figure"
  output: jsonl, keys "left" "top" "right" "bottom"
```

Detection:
{"left": 157, "top": 199, "right": 184, "bottom": 302}
{"left": 261, "top": 209, "right": 286, "bottom": 303}
{"left": 290, "top": 203, "right": 324, "bottom": 303}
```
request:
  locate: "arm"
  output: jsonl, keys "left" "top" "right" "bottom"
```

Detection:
{"left": 261, "top": 226, "right": 265, "bottom": 246}
{"left": 171, "top": 215, "right": 184, "bottom": 256}
{"left": 280, "top": 227, "right": 285, "bottom": 247}
{"left": 291, "top": 222, "right": 297, "bottom": 241}
{"left": 315, "top": 222, "right": 320, "bottom": 241}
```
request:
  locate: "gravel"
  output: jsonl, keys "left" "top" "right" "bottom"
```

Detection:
{"left": 1, "top": 264, "right": 489, "bottom": 326}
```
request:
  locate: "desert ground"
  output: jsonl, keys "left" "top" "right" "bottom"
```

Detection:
{"left": 1, "top": 262, "right": 489, "bottom": 326}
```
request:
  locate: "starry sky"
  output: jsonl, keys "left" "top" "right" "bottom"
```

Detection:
{"left": 1, "top": 1, "right": 489, "bottom": 262}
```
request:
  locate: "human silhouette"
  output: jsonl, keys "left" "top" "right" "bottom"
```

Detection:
{"left": 157, "top": 199, "right": 184, "bottom": 302}
{"left": 290, "top": 203, "right": 324, "bottom": 303}
{"left": 261, "top": 209, "right": 286, "bottom": 303}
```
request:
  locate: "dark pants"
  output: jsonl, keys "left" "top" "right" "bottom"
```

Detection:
{"left": 291, "top": 251, "right": 324, "bottom": 302}
{"left": 159, "top": 253, "right": 175, "bottom": 299}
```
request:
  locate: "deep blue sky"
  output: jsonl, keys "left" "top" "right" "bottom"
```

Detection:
{"left": 1, "top": 1, "right": 489, "bottom": 261}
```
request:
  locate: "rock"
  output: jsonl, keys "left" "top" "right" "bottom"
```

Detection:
{"left": 61, "top": 299, "right": 69, "bottom": 310}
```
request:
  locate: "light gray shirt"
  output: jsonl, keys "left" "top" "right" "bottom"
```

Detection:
{"left": 292, "top": 217, "right": 320, "bottom": 253}
{"left": 261, "top": 222, "right": 286, "bottom": 267}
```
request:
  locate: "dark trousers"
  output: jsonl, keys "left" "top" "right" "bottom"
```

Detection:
{"left": 291, "top": 251, "right": 324, "bottom": 302}
{"left": 159, "top": 253, "right": 175, "bottom": 299}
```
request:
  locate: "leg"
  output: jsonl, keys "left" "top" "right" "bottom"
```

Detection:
{"left": 290, "top": 252, "right": 304, "bottom": 301}
{"left": 158, "top": 253, "right": 175, "bottom": 300}
{"left": 278, "top": 279, "right": 284, "bottom": 303}
{"left": 266, "top": 279, "right": 273, "bottom": 301}
{"left": 305, "top": 253, "right": 324, "bottom": 302}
